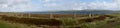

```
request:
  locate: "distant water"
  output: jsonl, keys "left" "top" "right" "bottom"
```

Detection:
{"left": 24, "top": 11, "right": 114, "bottom": 14}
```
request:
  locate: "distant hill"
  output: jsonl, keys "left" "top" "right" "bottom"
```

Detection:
{"left": 24, "top": 10, "right": 120, "bottom": 14}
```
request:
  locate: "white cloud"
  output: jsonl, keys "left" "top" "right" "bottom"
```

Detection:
{"left": 0, "top": 0, "right": 34, "bottom": 12}
{"left": 42, "top": 0, "right": 120, "bottom": 11}
{"left": 43, "top": 3, "right": 58, "bottom": 7}
{"left": 42, "top": 0, "right": 57, "bottom": 2}
{"left": 0, "top": 0, "right": 120, "bottom": 12}
{"left": 73, "top": 7, "right": 83, "bottom": 10}
{"left": 114, "top": 0, "right": 120, "bottom": 9}
{"left": 0, "top": 4, "right": 8, "bottom": 8}
{"left": 74, "top": 0, "right": 119, "bottom": 10}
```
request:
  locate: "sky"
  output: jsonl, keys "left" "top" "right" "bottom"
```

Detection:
{"left": 0, "top": 0, "right": 120, "bottom": 12}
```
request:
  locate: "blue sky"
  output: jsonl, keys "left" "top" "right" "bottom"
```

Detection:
{"left": 0, "top": 0, "right": 120, "bottom": 12}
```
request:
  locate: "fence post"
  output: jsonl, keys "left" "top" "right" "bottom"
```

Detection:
{"left": 73, "top": 13, "right": 76, "bottom": 18}
{"left": 21, "top": 14, "right": 23, "bottom": 17}
{"left": 28, "top": 13, "right": 31, "bottom": 18}
{"left": 50, "top": 13, "right": 54, "bottom": 19}
{"left": 89, "top": 13, "right": 92, "bottom": 18}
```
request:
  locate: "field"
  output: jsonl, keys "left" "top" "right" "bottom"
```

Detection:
{"left": 0, "top": 13, "right": 120, "bottom": 28}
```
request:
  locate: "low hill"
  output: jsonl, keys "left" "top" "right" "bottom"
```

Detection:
{"left": 25, "top": 10, "right": 119, "bottom": 14}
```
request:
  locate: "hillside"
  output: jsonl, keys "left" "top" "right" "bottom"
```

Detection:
{"left": 24, "top": 10, "right": 119, "bottom": 14}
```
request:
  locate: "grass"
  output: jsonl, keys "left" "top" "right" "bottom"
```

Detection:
{"left": 0, "top": 14, "right": 120, "bottom": 28}
{"left": 0, "top": 20, "right": 40, "bottom": 28}
{"left": 59, "top": 18, "right": 78, "bottom": 26}
{"left": 0, "top": 21, "right": 21, "bottom": 28}
{"left": 111, "top": 24, "right": 120, "bottom": 28}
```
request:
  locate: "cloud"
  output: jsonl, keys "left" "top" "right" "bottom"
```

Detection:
{"left": 0, "top": 0, "right": 120, "bottom": 12}
{"left": 72, "top": 0, "right": 119, "bottom": 10}
{"left": 42, "top": 0, "right": 119, "bottom": 10}
{"left": 42, "top": 0, "right": 55, "bottom": 2}
{"left": 42, "top": 0, "right": 62, "bottom": 2}
{"left": 43, "top": 3, "right": 58, "bottom": 7}
{"left": 86, "top": 2, "right": 117, "bottom": 9}
{"left": 114, "top": 0, "right": 120, "bottom": 9}
{"left": 0, "top": 0, "right": 34, "bottom": 12}
{"left": 0, "top": 4, "right": 8, "bottom": 8}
